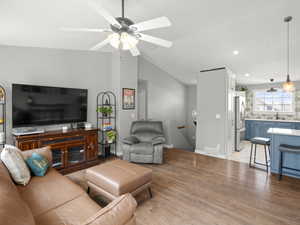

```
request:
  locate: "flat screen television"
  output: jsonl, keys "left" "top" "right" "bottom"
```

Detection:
{"left": 12, "top": 84, "right": 88, "bottom": 128}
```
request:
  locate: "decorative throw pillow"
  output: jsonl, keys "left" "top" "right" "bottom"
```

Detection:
{"left": 26, "top": 153, "right": 49, "bottom": 177}
{"left": 0, "top": 144, "right": 31, "bottom": 185}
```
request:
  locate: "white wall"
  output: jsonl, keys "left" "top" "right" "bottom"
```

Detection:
{"left": 138, "top": 57, "right": 192, "bottom": 150}
{"left": 196, "top": 68, "right": 235, "bottom": 158}
{"left": 0, "top": 45, "right": 111, "bottom": 143}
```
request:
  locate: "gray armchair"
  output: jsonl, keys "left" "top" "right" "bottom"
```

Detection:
{"left": 122, "top": 121, "right": 165, "bottom": 164}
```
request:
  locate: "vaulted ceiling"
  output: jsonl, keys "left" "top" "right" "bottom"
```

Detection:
{"left": 0, "top": 0, "right": 299, "bottom": 85}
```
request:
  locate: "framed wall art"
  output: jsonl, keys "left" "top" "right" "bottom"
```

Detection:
{"left": 122, "top": 88, "right": 135, "bottom": 110}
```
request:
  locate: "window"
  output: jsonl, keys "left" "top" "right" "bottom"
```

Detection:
{"left": 253, "top": 89, "right": 294, "bottom": 113}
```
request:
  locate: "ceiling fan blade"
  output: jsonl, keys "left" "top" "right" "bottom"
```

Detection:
{"left": 88, "top": 0, "right": 122, "bottom": 29}
{"left": 60, "top": 28, "right": 110, "bottom": 33}
{"left": 90, "top": 38, "right": 111, "bottom": 51}
{"left": 129, "top": 46, "right": 140, "bottom": 56}
{"left": 130, "top": 17, "right": 171, "bottom": 32}
{"left": 139, "top": 34, "right": 172, "bottom": 48}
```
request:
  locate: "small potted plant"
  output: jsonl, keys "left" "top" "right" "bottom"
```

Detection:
{"left": 104, "top": 130, "right": 117, "bottom": 157}
{"left": 97, "top": 106, "right": 113, "bottom": 117}
{"left": 106, "top": 130, "right": 116, "bottom": 144}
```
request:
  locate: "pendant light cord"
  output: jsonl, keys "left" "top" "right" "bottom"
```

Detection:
{"left": 287, "top": 19, "right": 290, "bottom": 76}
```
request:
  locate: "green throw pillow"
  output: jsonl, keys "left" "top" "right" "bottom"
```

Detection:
{"left": 26, "top": 153, "right": 49, "bottom": 177}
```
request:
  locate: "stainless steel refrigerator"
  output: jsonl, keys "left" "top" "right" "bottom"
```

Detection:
{"left": 234, "top": 92, "right": 246, "bottom": 152}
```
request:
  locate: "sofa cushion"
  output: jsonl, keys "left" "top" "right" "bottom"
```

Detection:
{"left": 0, "top": 144, "right": 31, "bottom": 186}
{"left": 18, "top": 168, "right": 85, "bottom": 217}
{"left": 35, "top": 194, "right": 101, "bottom": 225}
{"left": 133, "top": 131, "right": 163, "bottom": 143}
{"left": 130, "top": 121, "right": 163, "bottom": 135}
{"left": 122, "top": 136, "right": 140, "bottom": 145}
{"left": 129, "top": 142, "right": 153, "bottom": 155}
{"left": 26, "top": 153, "right": 50, "bottom": 177}
{"left": 129, "top": 154, "right": 153, "bottom": 164}
{"left": 0, "top": 162, "right": 35, "bottom": 225}
{"left": 82, "top": 194, "right": 137, "bottom": 225}
{"left": 151, "top": 136, "right": 166, "bottom": 145}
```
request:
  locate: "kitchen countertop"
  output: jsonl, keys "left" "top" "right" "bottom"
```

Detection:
{"left": 267, "top": 128, "right": 300, "bottom": 136}
{"left": 245, "top": 118, "right": 300, "bottom": 123}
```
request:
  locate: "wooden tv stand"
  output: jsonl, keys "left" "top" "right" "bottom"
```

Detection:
{"left": 13, "top": 128, "right": 100, "bottom": 174}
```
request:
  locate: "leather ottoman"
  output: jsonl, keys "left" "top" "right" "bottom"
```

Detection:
{"left": 86, "top": 159, "right": 152, "bottom": 201}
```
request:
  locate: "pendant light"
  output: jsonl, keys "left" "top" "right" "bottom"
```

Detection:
{"left": 282, "top": 16, "right": 295, "bottom": 92}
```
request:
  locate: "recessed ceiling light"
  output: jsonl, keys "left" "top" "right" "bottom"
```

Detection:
{"left": 245, "top": 73, "right": 250, "bottom": 77}
{"left": 233, "top": 50, "right": 239, "bottom": 55}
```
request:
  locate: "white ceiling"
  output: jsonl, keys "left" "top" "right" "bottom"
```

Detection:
{"left": 0, "top": 0, "right": 299, "bottom": 85}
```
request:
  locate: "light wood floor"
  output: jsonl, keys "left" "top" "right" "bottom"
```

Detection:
{"left": 67, "top": 149, "right": 300, "bottom": 225}
{"left": 228, "top": 141, "right": 267, "bottom": 164}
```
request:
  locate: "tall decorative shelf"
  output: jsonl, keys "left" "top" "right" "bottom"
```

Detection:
{"left": 96, "top": 91, "right": 117, "bottom": 158}
{"left": 0, "top": 85, "right": 6, "bottom": 148}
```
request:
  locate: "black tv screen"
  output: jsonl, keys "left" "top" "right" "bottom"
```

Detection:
{"left": 12, "top": 84, "right": 88, "bottom": 128}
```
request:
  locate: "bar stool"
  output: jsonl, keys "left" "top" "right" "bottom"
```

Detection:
{"left": 249, "top": 137, "right": 271, "bottom": 172}
{"left": 278, "top": 144, "right": 300, "bottom": 180}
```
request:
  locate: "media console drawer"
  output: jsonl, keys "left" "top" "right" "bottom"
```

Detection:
{"left": 41, "top": 135, "right": 84, "bottom": 145}
{"left": 13, "top": 128, "right": 100, "bottom": 174}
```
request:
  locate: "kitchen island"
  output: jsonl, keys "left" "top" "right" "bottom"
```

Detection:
{"left": 268, "top": 128, "right": 300, "bottom": 179}
{"left": 245, "top": 119, "right": 300, "bottom": 140}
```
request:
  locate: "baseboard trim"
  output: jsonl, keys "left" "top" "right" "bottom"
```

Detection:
{"left": 194, "top": 149, "right": 226, "bottom": 159}
{"left": 164, "top": 144, "right": 174, "bottom": 149}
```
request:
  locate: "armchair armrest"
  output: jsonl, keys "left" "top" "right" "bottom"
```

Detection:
{"left": 21, "top": 146, "right": 52, "bottom": 167}
{"left": 152, "top": 136, "right": 166, "bottom": 145}
{"left": 81, "top": 194, "right": 137, "bottom": 225}
{"left": 121, "top": 136, "right": 140, "bottom": 145}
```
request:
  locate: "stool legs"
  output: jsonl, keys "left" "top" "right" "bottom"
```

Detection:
{"left": 264, "top": 145, "right": 269, "bottom": 173}
{"left": 254, "top": 144, "right": 257, "bottom": 164}
{"left": 249, "top": 143, "right": 253, "bottom": 167}
{"left": 278, "top": 152, "right": 283, "bottom": 180}
{"left": 249, "top": 142, "right": 270, "bottom": 172}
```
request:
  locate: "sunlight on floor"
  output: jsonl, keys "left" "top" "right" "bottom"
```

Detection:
{"left": 228, "top": 141, "right": 267, "bottom": 165}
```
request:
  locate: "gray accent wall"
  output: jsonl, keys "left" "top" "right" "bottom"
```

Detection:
{"left": 138, "top": 57, "right": 192, "bottom": 150}
{"left": 186, "top": 85, "right": 197, "bottom": 146}
{"left": 0, "top": 45, "right": 112, "bottom": 143}
{"left": 111, "top": 52, "right": 138, "bottom": 153}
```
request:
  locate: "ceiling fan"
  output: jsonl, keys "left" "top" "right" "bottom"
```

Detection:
{"left": 267, "top": 78, "right": 277, "bottom": 92}
{"left": 62, "top": 0, "right": 173, "bottom": 56}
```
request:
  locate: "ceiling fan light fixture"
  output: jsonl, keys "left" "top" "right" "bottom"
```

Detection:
{"left": 109, "top": 33, "right": 121, "bottom": 49}
{"left": 120, "top": 32, "right": 139, "bottom": 50}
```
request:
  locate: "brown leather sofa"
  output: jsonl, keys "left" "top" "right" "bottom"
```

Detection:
{"left": 0, "top": 147, "right": 137, "bottom": 225}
